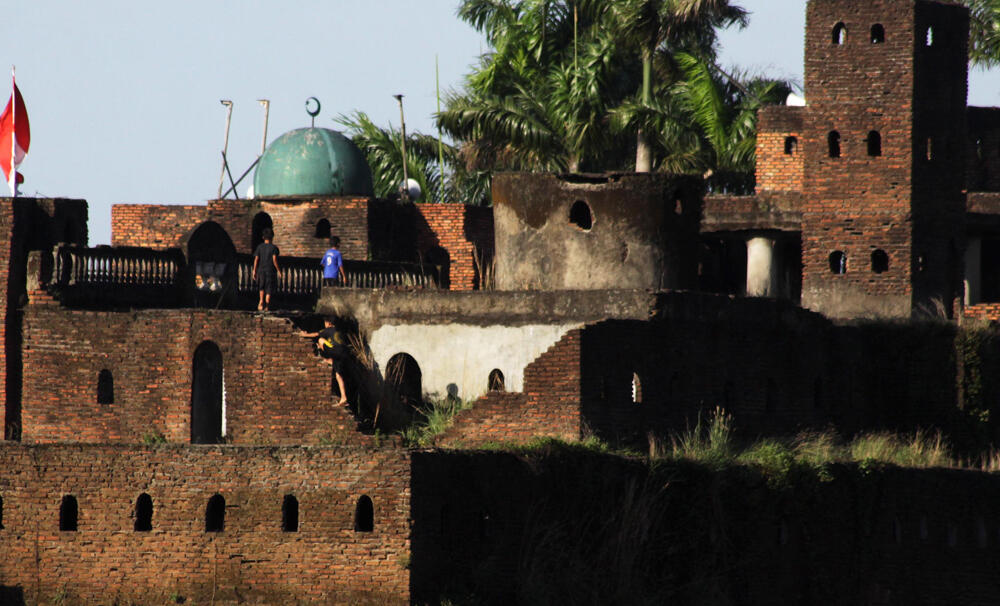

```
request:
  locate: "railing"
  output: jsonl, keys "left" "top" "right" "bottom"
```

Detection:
{"left": 54, "top": 246, "right": 183, "bottom": 287}
{"left": 234, "top": 254, "right": 439, "bottom": 295}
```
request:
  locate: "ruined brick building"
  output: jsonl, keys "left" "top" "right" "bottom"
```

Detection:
{"left": 3, "top": 0, "right": 1000, "bottom": 603}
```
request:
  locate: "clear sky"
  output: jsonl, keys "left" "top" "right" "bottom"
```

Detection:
{"left": 4, "top": 0, "right": 1000, "bottom": 245}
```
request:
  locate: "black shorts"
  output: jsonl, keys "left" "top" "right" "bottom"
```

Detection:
{"left": 320, "top": 343, "right": 349, "bottom": 373}
{"left": 258, "top": 272, "right": 277, "bottom": 295}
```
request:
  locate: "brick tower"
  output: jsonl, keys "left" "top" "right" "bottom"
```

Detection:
{"left": 800, "top": 0, "right": 968, "bottom": 319}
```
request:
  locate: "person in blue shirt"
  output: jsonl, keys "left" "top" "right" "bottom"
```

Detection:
{"left": 321, "top": 236, "right": 347, "bottom": 287}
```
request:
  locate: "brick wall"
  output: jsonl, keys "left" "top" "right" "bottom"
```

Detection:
{"left": 257, "top": 197, "right": 370, "bottom": 259}
{"left": 414, "top": 203, "right": 494, "bottom": 290}
{"left": 21, "top": 307, "right": 370, "bottom": 446}
{"left": 437, "top": 329, "right": 582, "bottom": 446}
{"left": 0, "top": 443, "right": 410, "bottom": 604}
{"left": 756, "top": 106, "right": 805, "bottom": 192}
{"left": 111, "top": 204, "right": 207, "bottom": 250}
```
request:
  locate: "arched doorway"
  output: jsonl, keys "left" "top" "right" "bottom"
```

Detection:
{"left": 188, "top": 222, "right": 236, "bottom": 297}
{"left": 251, "top": 212, "right": 274, "bottom": 252}
{"left": 386, "top": 353, "right": 422, "bottom": 410}
{"left": 191, "top": 341, "right": 224, "bottom": 444}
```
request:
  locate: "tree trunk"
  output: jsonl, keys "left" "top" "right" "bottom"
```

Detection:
{"left": 635, "top": 50, "right": 654, "bottom": 173}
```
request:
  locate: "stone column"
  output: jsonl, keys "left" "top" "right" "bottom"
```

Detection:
{"left": 965, "top": 236, "right": 982, "bottom": 306}
{"left": 746, "top": 235, "right": 777, "bottom": 298}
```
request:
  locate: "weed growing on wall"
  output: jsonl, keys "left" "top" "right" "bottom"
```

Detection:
{"left": 400, "top": 396, "right": 473, "bottom": 447}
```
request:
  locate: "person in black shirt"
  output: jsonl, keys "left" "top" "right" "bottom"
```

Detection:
{"left": 299, "top": 317, "right": 349, "bottom": 406}
{"left": 252, "top": 227, "right": 281, "bottom": 311}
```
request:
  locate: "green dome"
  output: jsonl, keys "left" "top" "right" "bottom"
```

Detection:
{"left": 253, "top": 127, "right": 374, "bottom": 197}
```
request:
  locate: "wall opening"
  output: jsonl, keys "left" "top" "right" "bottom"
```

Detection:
{"left": 205, "top": 494, "right": 225, "bottom": 532}
{"left": 871, "top": 249, "right": 889, "bottom": 273}
{"left": 783, "top": 136, "right": 797, "bottom": 155}
{"left": 631, "top": 372, "right": 642, "bottom": 404}
{"left": 97, "top": 369, "right": 114, "bottom": 405}
{"left": 827, "top": 131, "right": 841, "bottom": 158}
{"left": 867, "top": 131, "right": 882, "bottom": 157}
{"left": 832, "top": 22, "right": 847, "bottom": 45}
{"left": 870, "top": 23, "right": 885, "bottom": 44}
{"left": 354, "top": 495, "right": 374, "bottom": 532}
{"left": 925, "top": 26, "right": 934, "bottom": 47}
{"left": 282, "top": 494, "right": 299, "bottom": 532}
{"left": 314, "top": 218, "right": 331, "bottom": 239}
{"left": 829, "top": 251, "right": 847, "bottom": 274}
{"left": 134, "top": 493, "right": 153, "bottom": 532}
{"left": 425, "top": 246, "right": 451, "bottom": 290}
{"left": 60, "top": 495, "right": 78, "bottom": 532}
{"left": 488, "top": 369, "right": 505, "bottom": 392}
{"left": 191, "top": 341, "right": 224, "bottom": 444}
{"left": 251, "top": 211, "right": 274, "bottom": 251}
{"left": 926, "top": 137, "right": 934, "bottom": 161}
{"left": 569, "top": 200, "right": 593, "bottom": 231}
{"left": 386, "top": 353, "right": 423, "bottom": 410}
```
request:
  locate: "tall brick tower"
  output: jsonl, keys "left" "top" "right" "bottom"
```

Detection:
{"left": 800, "top": 0, "right": 968, "bottom": 319}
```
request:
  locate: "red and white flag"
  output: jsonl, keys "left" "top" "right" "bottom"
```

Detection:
{"left": 0, "top": 68, "right": 30, "bottom": 196}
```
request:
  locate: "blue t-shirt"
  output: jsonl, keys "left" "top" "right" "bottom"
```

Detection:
{"left": 321, "top": 248, "right": 343, "bottom": 279}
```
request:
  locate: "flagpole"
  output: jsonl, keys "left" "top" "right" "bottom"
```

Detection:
{"left": 9, "top": 66, "right": 16, "bottom": 197}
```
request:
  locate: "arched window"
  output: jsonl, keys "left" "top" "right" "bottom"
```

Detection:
{"left": 870, "top": 24, "right": 885, "bottom": 44}
{"left": 314, "top": 218, "right": 331, "bottom": 239}
{"left": 829, "top": 251, "right": 847, "bottom": 274}
{"left": 631, "top": 372, "right": 642, "bottom": 404}
{"left": 488, "top": 369, "right": 505, "bottom": 392}
{"left": 871, "top": 249, "right": 889, "bottom": 274}
{"left": 205, "top": 494, "right": 225, "bottom": 532}
{"left": 925, "top": 26, "right": 934, "bottom": 47}
{"left": 832, "top": 22, "right": 847, "bottom": 45}
{"left": 569, "top": 200, "right": 593, "bottom": 231}
{"left": 926, "top": 137, "right": 934, "bottom": 161}
{"left": 60, "top": 495, "right": 78, "bottom": 532}
{"left": 386, "top": 353, "right": 422, "bottom": 409}
{"left": 783, "top": 136, "right": 798, "bottom": 155}
{"left": 97, "top": 369, "right": 114, "bottom": 405}
{"left": 250, "top": 211, "right": 274, "bottom": 251}
{"left": 282, "top": 495, "right": 299, "bottom": 532}
{"left": 134, "top": 493, "right": 153, "bottom": 532}
{"left": 867, "top": 131, "right": 882, "bottom": 157}
{"left": 354, "top": 495, "right": 374, "bottom": 532}
{"left": 828, "top": 131, "right": 841, "bottom": 158}
{"left": 191, "top": 341, "right": 224, "bottom": 444}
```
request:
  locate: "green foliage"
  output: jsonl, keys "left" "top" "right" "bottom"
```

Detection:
{"left": 660, "top": 406, "right": 734, "bottom": 468}
{"left": 141, "top": 432, "right": 167, "bottom": 445}
{"left": 966, "top": 0, "right": 1000, "bottom": 67}
{"left": 399, "top": 396, "right": 474, "bottom": 447}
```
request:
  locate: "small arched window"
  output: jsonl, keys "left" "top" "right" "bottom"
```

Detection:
{"left": 783, "top": 136, "right": 798, "bottom": 155}
{"left": 355, "top": 495, "right": 374, "bottom": 532}
{"left": 60, "top": 495, "right": 78, "bottom": 532}
{"left": 314, "top": 218, "right": 331, "bottom": 239}
{"left": 871, "top": 249, "right": 889, "bottom": 274}
{"left": 867, "top": 131, "right": 882, "bottom": 157}
{"left": 569, "top": 200, "right": 593, "bottom": 231}
{"left": 829, "top": 251, "right": 847, "bottom": 274}
{"left": 488, "top": 369, "right": 505, "bottom": 392}
{"left": 631, "top": 372, "right": 642, "bottom": 404}
{"left": 828, "top": 131, "right": 841, "bottom": 158}
{"left": 870, "top": 24, "right": 885, "bottom": 44}
{"left": 282, "top": 494, "right": 299, "bottom": 532}
{"left": 134, "top": 493, "right": 153, "bottom": 532}
{"left": 205, "top": 494, "right": 225, "bottom": 532}
{"left": 926, "top": 137, "right": 934, "bottom": 161}
{"left": 925, "top": 26, "right": 934, "bottom": 47}
{"left": 832, "top": 22, "right": 847, "bottom": 45}
{"left": 97, "top": 369, "right": 114, "bottom": 405}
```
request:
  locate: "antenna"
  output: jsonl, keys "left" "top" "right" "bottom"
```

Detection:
{"left": 257, "top": 99, "right": 270, "bottom": 156}
{"left": 394, "top": 94, "right": 410, "bottom": 202}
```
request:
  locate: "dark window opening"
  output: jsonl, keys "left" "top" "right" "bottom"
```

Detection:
{"left": 569, "top": 200, "right": 593, "bottom": 231}
{"left": 205, "top": 494, "right": 225, "bottom": 532}
{"left": 925, "top": 26, "right": 934, "bottom": 47}
{"left": 829, "top": 251, "right": 847, "bottom": 274}
{"left": 867, "top": 131, "right": 882, "bottom": 157}
{"left": 828, "top": 131, "right": 841, "bottom": 158}
{"left": 60, "top": 495, "right": 78, "bottom": 532}
{"left": 488, "top": 369, "right": 505, "bottom": 392}
{"left": 282, "top": 494, "right": 299, "bottom": 532}
{"left": 917, "top": 253, "right": 928, "bottom": 273}
{"left": 354, "top": 495, "right": 374, "bottom": 532}
{"left": 97, "top": 369, "right": 114, "bottom": 405}
{"left": 191, "top": 341, "right": 224, "bottom": 444}
{"left": 977, "top": 138, "right": 984, "bottom": 160}
{"left": 871, "top": 249, "right": 889, "bottom": 274}
{"left": 765, "top": 379, "right": 777, "bottom": 414}
{"left": 250, "top": 212, "right": 274, "bottom": 251}
{"left": 871, "top": 23, "right": 885, "bottom": 44}
{"left": 784, "top": 136, "right": 798, "bottom": 155}
{"left": 632, "top": 372, "right": 642, "bottom": 404}
{"left": 314, "top": 218, "right": 331, "bottom": 239}
{"left": 425, "top": 246, "right": 451, "bottom": 290}
{"left": 134, "top": 493, "right": 153, "bottom": 532}
{"left": 832, "top": 22, "right": 847, "bottom": 45}
{"left": 386, "top": 353, "right": 422, "bottom": 409}
{"left": 926, "top": 137, "right": 934, "bottom": 161}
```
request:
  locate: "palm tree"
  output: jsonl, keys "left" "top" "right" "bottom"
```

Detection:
{"left": 611, "top": 0, "right": 748, "bottom": 172}
{"left": 967, "top": 0, "right": 1000, "bottom": 67}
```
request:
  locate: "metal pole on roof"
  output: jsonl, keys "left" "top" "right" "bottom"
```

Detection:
{"left": 436, "top": 56, "right": 446, "bottom": 204}
{"left": 217, "top": 100, "right": 233, "bottom": 199}
{"left": 257, "top": 99, "right": 270, "bottom": 156}
{"left": 393, "top": 94, "right": 410, "bottom": 202}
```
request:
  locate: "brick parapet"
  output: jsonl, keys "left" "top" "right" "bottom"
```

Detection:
{"left": 756, "top": 106, "right": 805, "bottom": 193}
{"left": 414, "top": 204, "right": 494, "bottom": 290}
{"left": 0, "top": 443, "right": 410, "bottom": 604}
